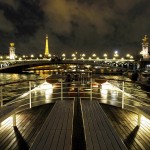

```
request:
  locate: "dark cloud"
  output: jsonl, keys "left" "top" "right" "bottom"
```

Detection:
{"left": 0, "top": 0, "right": 150, "bottom": 57}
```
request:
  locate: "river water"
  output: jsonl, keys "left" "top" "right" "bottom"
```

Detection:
{"left": 0, "top": 72, "right": 49, "bottom": 84}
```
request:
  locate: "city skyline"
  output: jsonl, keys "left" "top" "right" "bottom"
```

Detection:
{"left": 0, "top": 0, "right": 149, "bottom": 57}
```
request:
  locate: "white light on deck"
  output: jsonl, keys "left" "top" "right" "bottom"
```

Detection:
{"left": 40, "top": 81, "right": 53, "bottom": 90}
{"left": 101, "top": 82, "right": 113, "bottom": 90}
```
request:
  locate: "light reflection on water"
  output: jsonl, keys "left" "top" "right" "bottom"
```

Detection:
{"left": 0, "top": 73, "right": 40, "bottom": 84}
{"left": 0, "top": 72, "right": 51, "bottom": 105}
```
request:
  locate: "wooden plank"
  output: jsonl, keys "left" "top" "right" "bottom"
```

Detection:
{"left": 56, "top": 130, "right": 66, "bottom": 150}
{"left": 80, "top": 101, "right": 94, "bottom": 150}
{"left": 50, "top": 130, "right": 61, "bottom": 149}
{"left": 85, "top": 102, "right": 100, "bottom": 150}
{"left": 81, "top": 100, "right": 127, "bottom": 150}
{"left": 89, "top": 102, "right": 108, "bottom": 150}
{"left": 64, "top": 130, "right": 72, "bottom": 150}
{"left": 91, "top": 101, "right": 114, "bottom": 150}
{"left": 30, "top": 100, "right": 74, "bottom": 150}
{"left": 30, "top": 102, "right": 60, "bottom": 149}
{"left": 94, "top": 102, "right": 127, "bottom": 150}
{"left": 43, "top": 130, "right": 55, "bottom": 150}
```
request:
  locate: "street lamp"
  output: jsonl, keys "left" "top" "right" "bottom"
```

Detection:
{"left": 114, "top": 51, "right": 119, "bottom": 58}
{"left": 103, "top": 53, "right": 107, "bottom": 59}
{"left": 72, "top": 53, "right": 75, "bottom": 57}
{"left": 31, "top": 54, "right": 34, "bottom": 59}
{"left": 62, "top": 53, "right": 66, "bottom": 60}
{"left": 126, "top": 54, "right": 130, "bottom": 59}
{"left": 73, "top": 57, "right": 76, "bottom": 60}
{"left": 130, "top": 56, "right": 133, "bottom": 59}
{"left": 92, "top": 53, "right": 96, "bottom": 58}
{"left": 82, "top": 53, "right": 85, "bottom": 57}
{"left": 39, "top": 54, "right": 43, "bottom": 59}
{"left": 62, "top": 53, "right": 66, "bottom": 57}
{"left": 88, "top": 57, "right": 92, "bottom": 60}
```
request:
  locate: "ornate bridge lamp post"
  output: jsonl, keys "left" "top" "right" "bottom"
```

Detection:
{"left": 92, "top": 53, "right": 96, "bottom": 60}
{"left": 72, "top": 53, "right": 75, "bottom": 60}
{"left": 62, "top": 53, "right": 66, "bottom": 60}
{"left": 103, "top": 53, "right": 107, "bottom": 60}
{"left": 114, "top": 51, "right": 119, "bottom": 59}
{"left": 39, "top": 54, "right": 43, "bottom": 59}
{"left": 80, "top": 53, "right": 85, "bottom": 60}
{"left": 0, "top": 56, "right": 3, "bottom": 60}
{"left": 126, "top": 54, "right": 131, "bottom": 69}
{"left": 30, "top": 54, "right": 34, "bottom": 60}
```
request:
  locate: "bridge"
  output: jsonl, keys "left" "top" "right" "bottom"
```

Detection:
{"left": 0, "top": 59, "right": 137, "bottom": 73}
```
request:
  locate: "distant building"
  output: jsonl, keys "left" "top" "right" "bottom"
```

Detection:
{"left": 44, "top": 34, "right": 50, "bottom": 58}
{"left": 9, "top": 43, "right": 15, "bottom": 60}
{"left": 140, "top": 35, "right": 150, "bottom": 59}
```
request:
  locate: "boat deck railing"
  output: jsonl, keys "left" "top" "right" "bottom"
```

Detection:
{"left": 0, "top": 78, "right": 150, "bottom": 114}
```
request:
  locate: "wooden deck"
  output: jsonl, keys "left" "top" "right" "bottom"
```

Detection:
{"left": 0, "top": 104, "right": 54, "bottom": 150}
{"left": 0, "top": 102, "right": 150, "bottom": 150}
{"left": 101, "top": 104, "right": 150, "bottom": 150}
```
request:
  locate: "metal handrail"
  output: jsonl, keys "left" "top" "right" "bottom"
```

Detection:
{"left": 0, "top": 78, "right": 150, "bottom": 114}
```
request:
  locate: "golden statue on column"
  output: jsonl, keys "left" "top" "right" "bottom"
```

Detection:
{"left": 140, "top": 35, "right": 149, "bottom": 59}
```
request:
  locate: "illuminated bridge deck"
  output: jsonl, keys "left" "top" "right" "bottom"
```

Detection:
{"left": 0, "top": 102, "right": 150, "bottom": 150}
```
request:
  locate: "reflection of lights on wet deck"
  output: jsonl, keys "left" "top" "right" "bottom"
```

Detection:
{"left": 39, "top": 81, "right": 53, "bottom": 102}
{"left": 1, "top": 116, "right": 13, "bottom": 127}
{"left": 100, "top": 82, "right": 119, "bottom": 101}
{"left": 141, "top": 116, "right": 150, "bottom": 128}
{"left": 101, "top": 82, "right": 114, "bottom": 90}
{"left": 40, "top": 81, "right": 53, "bottom": 90}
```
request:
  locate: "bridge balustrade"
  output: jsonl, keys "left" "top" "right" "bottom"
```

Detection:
{"left": 0, "top": 59, "right": 137, "bottom": 72}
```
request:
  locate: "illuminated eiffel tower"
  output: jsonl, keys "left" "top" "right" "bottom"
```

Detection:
{"left": 44, "top": 34, "right": 50, "bottom": 58}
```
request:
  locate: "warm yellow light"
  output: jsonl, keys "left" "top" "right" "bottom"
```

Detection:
{"left": 31, "top": 54, "right": 34, "bottom": 58}
{"left": 82, "top": 53, "right": 85, "bottom": 57}
{"left": 103, "top": 53, "right": 107, "bottom": 57}
{"left": 130, "top": 56, "right": 133, "bottom": 59}
{"left": 62, "top": 53, "right": 66, "bottom": 57}
{"left": 92, "top": 53, "right": 96, "bottom": 57}
{"left": 39, "top": 54, "right": 42, "bottom": 57}
{"left": 72, "top": 53, "right": 75, "bottom": 57}
{"left": 10, "top": 43, "right": 14, "bottom": 47}
{"left": 73, "top": 57, "right": 76, "bottom": 60}
{"left": 126, "top": 54, "right": 130, "bottom": 57}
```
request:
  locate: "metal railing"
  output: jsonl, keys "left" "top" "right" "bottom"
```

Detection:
{"left": 0, "top": 78, "right": 150, "bottom": 113}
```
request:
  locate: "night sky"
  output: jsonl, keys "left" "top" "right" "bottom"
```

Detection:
{"left": 0, "top": 0, "right": 150, "bottom": 57}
